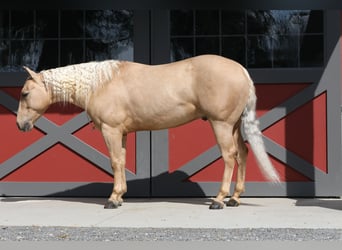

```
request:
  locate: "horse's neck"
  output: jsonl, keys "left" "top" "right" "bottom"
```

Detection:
{"left": 49, "top": 80, "right": 90, "bottom": 109}
{"left": 42, "top": 61, "right": 119, "bottom": 109}
{"left": 42, "top": 68, "right": 93, "bottom": 109}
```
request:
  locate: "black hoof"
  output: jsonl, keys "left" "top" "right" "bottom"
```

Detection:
{"left": 209, "top": 200, "right": 224, "bottom": 209}
{"left": 104, "top": 200, "right": 121, "bottom": 209}
{"left": 226, "top": 198, "right": 240, "bottom": 207}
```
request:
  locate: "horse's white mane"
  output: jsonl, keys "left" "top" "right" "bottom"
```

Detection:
{"left": 41, "top": 60, "right": 120, "bottom": 106}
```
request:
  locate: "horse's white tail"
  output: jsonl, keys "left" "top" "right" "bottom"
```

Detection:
{"left": 241, "top": 70, "right": 280, "bottom": 183}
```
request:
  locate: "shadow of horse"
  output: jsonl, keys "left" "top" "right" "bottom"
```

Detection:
{"left": 0, "top": 171, "right": 212, "bottom": 207}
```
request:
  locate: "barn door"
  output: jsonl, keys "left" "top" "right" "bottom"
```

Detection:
{"left": 151, "top": 10, "right": 342, "bottom": 197}
{"left": 1, "top": 9, "right": 341, "bottom": 198}
{"left": 0, "top": 10, "right": 151, "bottom": 197}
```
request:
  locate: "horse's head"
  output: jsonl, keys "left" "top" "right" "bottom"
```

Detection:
{"left": 16, "top": 67, "right": 51, "bottom": 132}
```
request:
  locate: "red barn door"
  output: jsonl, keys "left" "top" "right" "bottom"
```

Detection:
{"left": 0, "top": 84, "right": 150, "bottom": 197}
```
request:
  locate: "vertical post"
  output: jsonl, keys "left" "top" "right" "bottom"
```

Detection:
{"left": 150, "top": 10, "right": 172, "bottom": 195}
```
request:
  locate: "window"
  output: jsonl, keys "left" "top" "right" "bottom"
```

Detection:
{"left": 0, "top": 10, "right": 133, "bottom": 72}
{"left": 170, "top": 10, "right": 324, "bottom": 68}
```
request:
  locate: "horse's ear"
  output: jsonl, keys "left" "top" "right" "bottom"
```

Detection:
{"left": 23, "top": 66, "right": 42, "bottom": 84}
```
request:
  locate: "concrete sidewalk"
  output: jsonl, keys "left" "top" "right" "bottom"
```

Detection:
{"left": 1, "top": 197, "right": 342, "bottom": 229}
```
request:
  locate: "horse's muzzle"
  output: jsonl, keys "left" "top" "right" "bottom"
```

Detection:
{"left": 17, "top": 121, "right": 32, "bottom": 132}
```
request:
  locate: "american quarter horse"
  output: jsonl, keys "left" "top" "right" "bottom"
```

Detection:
{"left": 16, "top": 55, "right": 280, "bottom": 209}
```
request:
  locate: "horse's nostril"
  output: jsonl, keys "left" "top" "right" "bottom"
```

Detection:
{"left": 16, "top": 122, "right": 25, "bottom": 131}
{"left": 23, "top": 122, "right": 31, "bottom": 132}
{"left": 17, "top": 121, "right": 31, "bottom": 132}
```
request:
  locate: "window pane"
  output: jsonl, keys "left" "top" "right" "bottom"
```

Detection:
{"left": 247, "top": 10, "right": 323, "bottom": 36}
{"left": 222, "top": 37, "right": 246, "bottom": 66}
{"left": 303, "top": 10, "right": 323, "bottom": 33}
{"left": 0, "top": 9, "right": 134, "bottom": 72}
{"left": 273, "top": 35, "right": 299, "bottom": 67}
{"left": 171, "top": 38, "right": 193, "bottom": 61}
{"left": 300, "top": 35, "right": 323, "bottom": 67}
{"left": 170, "top": 10, "right": 193, "bottom": 36}
{"left": 270, "top": 11, "right": 308, "bottom": 35}
{"left": 86, "top": 39, "right": 133, "bottom": 61}
{"left": 36, "top": 10, "right": 59, "bottom": 38}
{"left": 0, "top": 10, "right": 10, "bottom": 38}
{"left": 85, "top": 10, "right": 133, "bottom": 41}
{"left": 11, "top": 11, "right": 34, "bottom": 39}
{"left": 10, "top": 40, "right": 43, "bottom": 70}
{"left": 37, "top": 40, "right": 58, "bottom": 71}
{"left": 195, "top": 10, "right": 219, "bottom": 35}
{"left": 86, "top": 40, "right": 108, "bottom": 61}
{"left": 247, "top": 11, "right": 274, "bottom": 35}
{"left": 170, "top": 9, "right": 323, "bottom": 68}
{"left": 221, "top": 10, "right": 245, "bottom": 35}
{"left": 247, "top": 36, "right": 272, "bottom": 68}
{"left": 195, "top": 37, "right": 219, "bottom": 56}
{"left": 0, "top": 40, "right": 9, "bottom": 71}
{"left": 61, "top": 11, "right": 84, "bottom": 38}
{"left": 61, "top": 40, "right": 84, "bottom": 66}
{"left": 85, "top": 10, "right": 133, "bottom": 61}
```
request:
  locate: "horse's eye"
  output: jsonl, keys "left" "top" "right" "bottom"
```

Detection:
{"left": 21, "top": 92, "right": 29, "bottom": 98}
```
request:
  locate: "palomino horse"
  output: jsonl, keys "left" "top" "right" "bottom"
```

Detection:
{"left": 16, "top": 55, "right": 280, "bottom": 209}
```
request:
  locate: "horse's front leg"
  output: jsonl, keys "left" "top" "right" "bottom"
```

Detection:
{"left": 101, "top": 124, "right": 127, "bottom": 209}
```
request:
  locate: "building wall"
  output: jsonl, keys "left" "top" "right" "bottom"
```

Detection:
{"left": 0, "top": 4, "right": 341, "bottom": 197}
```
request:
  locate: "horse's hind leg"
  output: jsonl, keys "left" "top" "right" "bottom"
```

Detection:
{"left": 209, "top": 120, "right": 237, "bottom": 209}
{"left": 226, "top": 122, "right": 248, "bottom": 207}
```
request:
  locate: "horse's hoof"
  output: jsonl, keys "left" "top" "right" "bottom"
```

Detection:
{"left": 226, "top": 198, "right": 240, "bottom": 207}
{"left": 209, "top": 200, "right": 224, "bottom": 209}
{"left": 104, "top": 200, "right": 121, "bottom": 209}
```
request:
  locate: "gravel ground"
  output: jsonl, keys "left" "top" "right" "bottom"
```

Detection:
{"left": 1, "top": 227, "right": 342, "bottom": 241}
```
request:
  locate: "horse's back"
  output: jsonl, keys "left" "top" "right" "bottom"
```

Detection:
{"left": 92, "top": 55, "right": 251, "bottom": 130}
{"left": 123, "top": 55, "right": 251, "bottom": 122}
